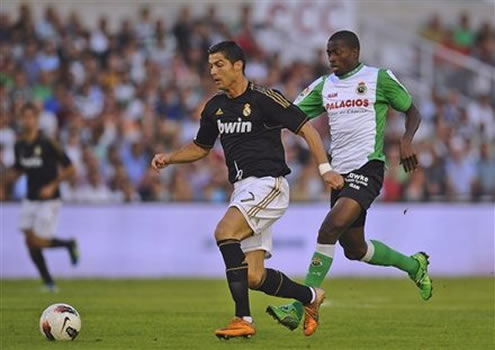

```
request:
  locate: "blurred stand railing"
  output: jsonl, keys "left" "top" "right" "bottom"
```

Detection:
{"left": 359, "top": 18, "right": 495, "bottom": 105}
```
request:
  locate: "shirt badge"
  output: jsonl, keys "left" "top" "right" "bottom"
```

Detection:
{"left": 356, "top": 82, "right": 367, "bottom": 95}
{"left": 242, "top": 103, "right": 251, "bottom": 117}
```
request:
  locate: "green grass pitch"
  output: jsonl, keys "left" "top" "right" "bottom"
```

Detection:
{"left": 1, "top": 278, "right": 493, "bottom": 349}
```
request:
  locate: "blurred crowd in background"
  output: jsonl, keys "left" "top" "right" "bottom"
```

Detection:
{"left": 0, "top": 4, "right": 494, "bottom": 203}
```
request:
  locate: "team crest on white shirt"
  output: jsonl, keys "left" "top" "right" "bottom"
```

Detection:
{"left": 356, "top": 81, "right": 367, "bottom": 95}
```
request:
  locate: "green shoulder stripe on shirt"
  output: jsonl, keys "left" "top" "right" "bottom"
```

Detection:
{"left": 377, "top": 69, "right": 412, "bottom": 113}
{"left": 294, "top": 76, "right": 327, "bottom": 119}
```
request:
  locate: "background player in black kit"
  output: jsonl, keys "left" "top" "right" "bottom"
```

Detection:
{"left": 152, "top": 41, "right": 343, "bottom": 338}
{"left": 4, "top": 103, "right": 79, "bottom": 292}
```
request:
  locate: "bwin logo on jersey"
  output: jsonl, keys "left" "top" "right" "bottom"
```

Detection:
{"left": 217, "top": 118, "right": 252, "bottom": 134}
{"left": 20, "top": 157, "right": 43, "bottom": 168}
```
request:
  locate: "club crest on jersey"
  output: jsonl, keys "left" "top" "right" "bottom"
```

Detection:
{"left": 34, "top": 145, "right": 42, "bottom": 156}
{"left": 242, "top": 103, "right": 251, "bottom": 117}
{"left": 356, "top": 82, "right": 367, "bottom": 95}
{"left": 311, "top": 257, "right": 323, "bottom": 267}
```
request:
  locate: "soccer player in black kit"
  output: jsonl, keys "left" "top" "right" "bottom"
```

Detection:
{"left": 152, "top": 41, "right": 344, "bottom": 338}
{"left": 4, "top": 103, "right": 79, "bottom": 292}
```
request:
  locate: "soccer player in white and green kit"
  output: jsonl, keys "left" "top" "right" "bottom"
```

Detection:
{"left": 266, "top": 31, "right": 432, "bottom": 333}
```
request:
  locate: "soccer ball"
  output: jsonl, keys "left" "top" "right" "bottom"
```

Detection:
{"left": 39, "top": 303, "right": 81, "bottom": 341}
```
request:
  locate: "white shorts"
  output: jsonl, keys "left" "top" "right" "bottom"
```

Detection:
{"left": 230, "top": 176, "right": 289, "bottom": 258}
{"left": 19, "top": 200, "right": 61, "bottom": 239}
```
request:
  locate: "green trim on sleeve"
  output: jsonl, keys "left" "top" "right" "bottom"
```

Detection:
{"left": 377, "top": 69, "right": 412, "bottom": 113}
{"left": 294, "top": 76, "right": 327, "bottom": 119}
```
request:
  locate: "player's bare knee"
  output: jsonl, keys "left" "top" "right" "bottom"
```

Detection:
{"left": 25, "top": 233, "right": 39, "bottom": 248}
{"left": 343, "top": 247, "right": 367, "bottom": 261}
{"left": 247, "top": 268, "right": 264, "bottom": 289}
{"left": 214, "top": 223, "right": 238, "bottom": 241}
{"left": 332, "top": 214, "right": 353, "bottom": 234}
{"left": 317, "top": 222, "right": 340, "bottom": 244}
{"left": 25, "top": 236, "right": 34, "bottom": 248}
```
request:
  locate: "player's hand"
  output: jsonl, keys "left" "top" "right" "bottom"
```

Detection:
{"left": 151, "top": 153, "right": 170, "bottom": 173}
{"left": 399, "top": 138, "right": 418, "bottom": 173}
{"left": 321, "top": 170, "right": 344, "bottom": 190}
{"left": 39, "top": 183, "right": 57, "bottom": 199}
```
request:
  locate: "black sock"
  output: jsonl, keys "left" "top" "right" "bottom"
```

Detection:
{"left": 254, "top": 268, "right": 313, "bottom": 305}
{"left": 217, "top": 239, "right": 250, "bottom": 318}
{"left": 28, "top": 248, "right": 54, "bottom": 285}
{"left": 49, "top": 238, "right": 71, "bottom": 248}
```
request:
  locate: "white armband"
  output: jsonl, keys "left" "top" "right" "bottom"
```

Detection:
{"left": 318, "top": 163, "right": 332, "bottom": 176}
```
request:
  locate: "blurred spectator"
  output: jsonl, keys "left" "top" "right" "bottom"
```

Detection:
{"left": 382, "top": 147, "right": 407, "bottom": 201}
{"left": 77, "top": 168, "right": 115, "bottom": 203}
{"left": 453, "top": 12, "right": 475, "bottom": 54}
{"left": 0, "top": 110, "right": 15, "bottom": 167}
{"left": 467, "top": 94, "right": 495, "bottom": 140}
{"left": 35, "top": 6, "right": 60, "bottom": 41}
{"left": 173, "top": 6, "right": 193, "bottom": 63}
{"left": 90, "top": 17, "right": 110, "bottom": 58}
{"left": 121, "top": 142, "right": 148, "bottom": 186}
{"left": 419, "top": 13, "right": 445, "bottom": 43}
{"left": 474, "top": 143, "right": 495, "bottom": 200}
{"left": 445, "top": 138, "right": 477, "bottom": 201}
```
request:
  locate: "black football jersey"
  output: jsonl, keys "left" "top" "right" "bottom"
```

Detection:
{"left": 14, "top": 133, "right": 72, "bottom": 200}
{"left": 194, "top": 82, "right": 309, "bottom": 183}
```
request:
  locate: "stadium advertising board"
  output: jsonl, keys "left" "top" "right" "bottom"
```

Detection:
{"left": 1, "top": 204, "right": 493, "bottom": 278}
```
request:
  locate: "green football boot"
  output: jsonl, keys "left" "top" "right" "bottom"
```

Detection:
{"left": 266, "top": 303, "right": 302, "bottom": 331}
{"left": 410, "top": 252, "right": 433, "bottom": 301}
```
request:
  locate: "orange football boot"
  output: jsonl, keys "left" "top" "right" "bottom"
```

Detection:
{"left": 303, "top": 287, "right": 326, "bottom": 336}
{"left": 215, "top": 317, "right": 256, "bottom": 339}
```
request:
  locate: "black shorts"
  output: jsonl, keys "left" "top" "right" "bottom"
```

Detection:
{"left": 330, "top": 160, "right": 384, "bottom": 227}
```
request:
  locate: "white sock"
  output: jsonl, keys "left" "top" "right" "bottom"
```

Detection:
{"left": 316, "top": 243, "right": 336, "bottom": 258}
{"left": 360, "top": 240, "right": 375, "bottom": 262}
{"left": 242, "top": 316, "right": 253, "bottom": 323}
{"left": 309, "top": 287, "right": 316, "bottom": 304}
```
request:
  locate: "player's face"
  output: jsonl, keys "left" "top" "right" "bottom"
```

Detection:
{"left": 326, "top": 39, "right": 359, "bottom": 76}
{"left": 20, "top": 108, "right": 39, "bottom": 133}
{"left": 208, "top": 52, "right": 241, "bottom": 91}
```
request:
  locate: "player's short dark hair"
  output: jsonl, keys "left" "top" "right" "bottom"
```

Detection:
{"left": 20, "top": 102, "right": 39, "bottom": 115}
{"left": 208, "top": 41, "right": 246, "bottom": 73}
{"left": 329, "top": 30, "right": 360, "bottom": 51}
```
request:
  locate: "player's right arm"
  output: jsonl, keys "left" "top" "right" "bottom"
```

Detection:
{"left": 151, "top": 101, "right": 218, "bottom": 172}
{"left": 151, "top": 143, "right": 210, "bottom": 171}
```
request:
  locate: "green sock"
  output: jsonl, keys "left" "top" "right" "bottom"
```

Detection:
{"left": 364, "top": 240, "right": 419, "bottom": 276}
{"left": 292, "top": 246, "right": 334, "bottom": 319}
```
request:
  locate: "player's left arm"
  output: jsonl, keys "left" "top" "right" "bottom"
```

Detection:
{"left": 379, "top": 69, "right": 421, "bottom": 173}
{"left": 401, "top": 104, "right": 421, "bottom": 173}
{"left": 260, "top": 89, "right": 343, "bottom": 190}
{"left": 40, "top": 140, "right": 75, "bottom": 199}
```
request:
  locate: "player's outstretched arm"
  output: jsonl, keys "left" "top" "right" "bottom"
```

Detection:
{"left": 151, "top": 142, "right": 210, "bottom": 172}
{"left": 400, "top": 103, "right": 421, "bottom": 173}
{"left": 297, "top": 122, "right": 344, "bottom": 190}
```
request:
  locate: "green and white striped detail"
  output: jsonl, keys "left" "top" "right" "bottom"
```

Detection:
{"left": 295, "top": 64, "right": 412, "bottom": 173}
